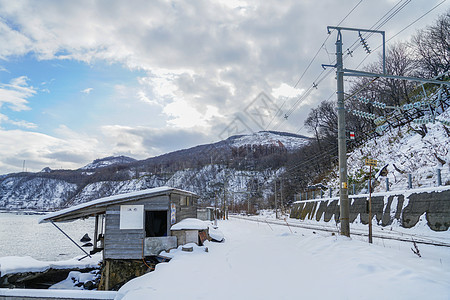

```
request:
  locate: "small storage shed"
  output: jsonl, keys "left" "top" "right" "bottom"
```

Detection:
{"left": 39, "top": 186, "right": 199, "bottom": 260}
{"left": 170, "top": 218, "right": 209, "bottom": 246}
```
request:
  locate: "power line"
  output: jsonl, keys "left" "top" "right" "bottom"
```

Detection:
{"left": 346, "top": 0, "right": 411, "bottom": 55}
{"left": 355, "top": 0, "right": 447, "bottom": 69}
{"left": 293, "top": 0, "right": 364, "bottom": 91}
{"left": 268, "top": 0, "right": 411, "bottom": 133}
{"left": 265, "top": 0, "right": 364, "bottom": 130}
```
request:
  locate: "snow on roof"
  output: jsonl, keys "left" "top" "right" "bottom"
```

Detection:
{"left": 39, "top": 186, "right": 197, "bottom": 224}
{"left": 170, "top": 218, "right": 209, "bottom": 231}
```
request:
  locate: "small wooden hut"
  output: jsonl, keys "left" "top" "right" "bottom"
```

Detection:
{"left": 39, "top": 186, "right": 199, "bottom": 290}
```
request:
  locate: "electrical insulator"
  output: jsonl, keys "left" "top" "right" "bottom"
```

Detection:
{"left": 374, "top": 116, "right": 386, "bottom": 126}
{"left": 359, "top": 33, "right": 371, "bottom": 54}
{"left": 358, "top": 97, "right": 370, "bottom": 104}
{"left": 373, "top": 101, "right": 386, "bottom": 109}
{"left": 403, "top": 103, "right": 414, "bottom": 110}
{"left": 376, "top": 124, "right": 388, "bottom": 134}
{"left": 439, "top": 119, "right": 450, "bottom": 126}
{"left": 414, "top": 118, "right": 431, "bottom": 125}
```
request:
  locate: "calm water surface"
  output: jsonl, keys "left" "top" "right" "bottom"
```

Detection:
{"left": 0, "top": 212, "right": 95, "bottom": 261}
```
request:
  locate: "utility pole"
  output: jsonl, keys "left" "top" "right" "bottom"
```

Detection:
{"left": 214, "top": 192, "right": 217, "bottom": 226}
{"left": 274, "top": 180, "right": 278, "bottom": 219}
{"left": 335, "top": 29, "right": 350, "bottom": 237}
{"left": 325, "top": 25, "right": 449, "bottom": 238}
{"left": 365, "top": 158, "right": 377, "bottom": 244}
{"left": 368, "top": 164, "right": 373, "bottom": 244}
{"left": 280, "top": 179, "right": 284, "bottom": 216}
{"left": 325, "top": 26, "right": 386, "bottom": 237}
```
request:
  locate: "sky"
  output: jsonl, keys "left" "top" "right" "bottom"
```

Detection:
{"left": 0, "top": 0, "right": 448, "bottom": 174}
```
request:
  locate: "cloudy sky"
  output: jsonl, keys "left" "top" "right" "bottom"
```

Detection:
{"left": 0, "top": 0, "right": 447, "bottom": 173}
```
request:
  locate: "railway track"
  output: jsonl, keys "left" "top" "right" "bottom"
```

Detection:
{"left": 230, "top": 215, "right": 450, "bottom": 248}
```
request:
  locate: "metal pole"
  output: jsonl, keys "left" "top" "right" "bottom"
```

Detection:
{"left": 280, "top": 180, "right": 284, "bottom": 215}
{"left": 223, "top": 175, "right": 227, "bottom": 220}
{"left": 368, "top": 166, "right": 373, "bottom": 244}
{"left": 408, "top": 174, "right": 412, "bottom": 189}
{"left": 386, "top": 177, "right": 389, "bottom": 192}
{"left": 93, "top": 214, "right": 99, "bottom": 250}
{"left": 274, "top": 180, "right": 278, "bottom": 219}
{"left": 51, "top": 221, "right": 91, "bottom": 259}
{"left": 437, "top": 169, "right": 442, "bottom": 186}
{"left": 214, "top": 192, "right": 217, "bottom": 226}
{"left": 336, "top": 29, "right": 350, "bottom": 237}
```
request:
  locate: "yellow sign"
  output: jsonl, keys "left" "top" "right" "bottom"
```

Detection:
{"left": 365, "top": 159, "right": 377, "bottom": 166}
{"left": 341, "top": 182, "right": 347, "bottom": 189}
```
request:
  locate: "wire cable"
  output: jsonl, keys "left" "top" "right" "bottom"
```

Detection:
{"left": 264, "top": 0, "right": 364, "bottom": 130}
{"left": 355, "top": 0, "right": 448, "bottom": 69}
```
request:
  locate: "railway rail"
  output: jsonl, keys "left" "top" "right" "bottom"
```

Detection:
{"left": 230, "top": 215, "right": 450, "bottom": 248}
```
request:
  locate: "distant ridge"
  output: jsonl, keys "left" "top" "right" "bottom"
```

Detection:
{"left": 80, "top": 155, "right": 137, "bottom": 170}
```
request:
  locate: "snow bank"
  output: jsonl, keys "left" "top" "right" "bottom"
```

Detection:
{"left": 49, "top": 270, "right": 98, "bottom": 290}
{"left": 0, "top": 288, "right": 116, "bottom": 299}
{"left": 0, "top": 253, "right": 102, "bottom": 276}
{"left": 208, "top": 225, "right": 224, "bottom": 242}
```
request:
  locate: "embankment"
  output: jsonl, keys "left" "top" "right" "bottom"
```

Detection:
{"left": 290, "top": 186, "right": 450, "bottom": 231}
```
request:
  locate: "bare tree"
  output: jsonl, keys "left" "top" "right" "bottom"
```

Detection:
{"left": 411, "top": 11, "right": 450, "bottom": 77}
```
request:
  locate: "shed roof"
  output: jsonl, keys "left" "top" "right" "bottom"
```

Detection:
{"left": 39, "top": 186, "right": 197, "bottom": 224}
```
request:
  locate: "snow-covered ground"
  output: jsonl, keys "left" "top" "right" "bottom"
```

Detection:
{"left": 116, "top": 217, "right": 450, "bottom": 300}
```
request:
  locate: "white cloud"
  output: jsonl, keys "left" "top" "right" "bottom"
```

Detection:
{"left": 100, "top": 124, "right": 210, "bottom": 158}
{"left": 0, "top": 0, "right": 446, "bottom": 171}
{"left": 0, "top": 127, "right": 101, "bottom": 173}
{"left": 163, "top": 98, "right": 220, "bottom": 129}
{"left": 272, "top": 83, "right": 304, "bottom": 99}
{"left": 101, "top": 125, "right": 148, "bottom": 157}
{"left": 81, "top": 87, "right": 93, "bottom": 94}
{"left": 0, "top": 76, "right": 35, "bottom": 111}
{"left": 0, "top": 21, "right": 32, "bottom": 59}
{"left": 1, "top": 115, "right": 37, "bottom": 129}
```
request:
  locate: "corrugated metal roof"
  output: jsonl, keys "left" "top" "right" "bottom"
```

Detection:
{"left": 39, "top": 186, "right": 197, "bottom": 224}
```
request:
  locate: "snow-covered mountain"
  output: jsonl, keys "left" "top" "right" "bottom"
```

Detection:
{"left": 0, "top": 176, "right": 77, "bottom": 210}
{"left": 0, "top": 131, "right": 307, "bottom": 210}
{"left": 2, "top": 119, "right": 447, "bottom": 211}
{"left": 80, "top": 155, "right": 137, "bottom": 170}
{"left": 228, "top": 131, "right": 310, "bottom": 151}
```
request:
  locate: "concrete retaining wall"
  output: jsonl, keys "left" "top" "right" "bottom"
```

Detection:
{"left": 290, "top": 186, "right": 450, "bottom": 231}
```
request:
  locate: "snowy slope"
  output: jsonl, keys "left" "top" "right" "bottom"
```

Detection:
{"left": 345, "top": 121, "right": 450, "bottom": 193}
{"left": 0, "top": 177, "right": 77, "bottom": 209}
{"left": 228, "top": 130, "right": 310, "bottom": 151}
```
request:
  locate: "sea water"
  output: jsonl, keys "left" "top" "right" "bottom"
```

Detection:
{"left": 0, "top": 212, "right": 95, "bottom": 261}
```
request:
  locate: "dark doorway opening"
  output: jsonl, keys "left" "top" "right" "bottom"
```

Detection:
{"left": 145, "top": 211, "right": 167, "bottom": 237}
